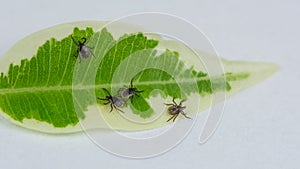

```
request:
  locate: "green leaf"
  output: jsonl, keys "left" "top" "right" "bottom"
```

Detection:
{"left": 0, "top": 21, "right": 278, "bottom": 133}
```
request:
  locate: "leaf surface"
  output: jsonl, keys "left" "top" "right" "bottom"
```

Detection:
{"left": 0, "top": 21, "right": 278, "bottom": 133}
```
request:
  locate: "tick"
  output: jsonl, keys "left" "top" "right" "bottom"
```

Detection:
{"left": 119, "top": 78, "right": 144, "bottom": 100}
{"left": 71, "top": 36, "right": 95, "bottom": 62}
{"left": 97, "top": 88, "right": 126, "bottom": 113}
{"left": 165, "top": 98, "right": 192, "bottom": 122}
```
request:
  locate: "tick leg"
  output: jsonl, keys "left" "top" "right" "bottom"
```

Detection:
{"left": 179, "top": 100, "right": 186, "bottom": 106}
{"left": 86, "top": 45, "right": 94, "bottom": 49}
{"left": 172, "top": 98, "right": 177, "bottom": 105}
{"left": 172, "top": 114, "right": 179, "bottom": 122}
{"left": 114, "top": 105, "right": 125, "bottom": 113}
{"left": 78, "top": 56, "right": 82, "bottom": 63}
{"left": 102, "top": 88, "right": 111, "bottom": 96}
{"left": 167, "top": 115, "right": 175, "bottom": 122}
{"left": 181, "top": 111, "right": 192, "bottom": 120}
{"left": 91, "top": 52, "right": 96, "bottom": 58}
{"left": 164, "top": 103, "right": 174, "bottom": 106}
{"left": 98, "top": 98, "right": 110, "bottom": 105}
{"left": 89, "top": 50, "right": 96, "bottom": 58}
{"left": 81, "top": 37, "right": 87, "bottom": 44}
{"left": 109, "top": 104, "right": 113, "bottom": 112}
{"left": 130, "top": 96, "right": 135, "bottom": 103}
{"left": 98, "top": 99, "right": 109, "bottom": 105}
{"left": 71, "top": 36, "right": 78, "bottom": 45}
{"left": 97, "top": 97, "right": 107, "bottom": 101}
{"left": 73, "top": 49, "right": 79, "bottom": 58}
{"left": 130, "top": 78, "right": 134, "bottom": 88}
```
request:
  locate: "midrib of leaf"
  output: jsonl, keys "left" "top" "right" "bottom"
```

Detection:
{"left": 0, "top": 74, "right": 240, "bottom": 94}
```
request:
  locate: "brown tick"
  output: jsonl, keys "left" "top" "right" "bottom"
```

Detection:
{"left": 71, "top": 36, "right": 95, "bottom": 62}
{"left": 98, "top": 88, "right": 126, "bottom": 113}
{"left": 165, "top": 98, "right": 192, "bottom": 122}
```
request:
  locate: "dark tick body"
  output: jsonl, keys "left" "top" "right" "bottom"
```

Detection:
{"left": 120, "top": 78, "right": 144, "bottom": 100}
{"left": 71, "top": 36, "right": 95, "bottom": 62}
{"left": 165, "top": 98, "right": 192, "bottom": 122}
{"left": 98, "top": 88, "right": 126, "bottom": 113}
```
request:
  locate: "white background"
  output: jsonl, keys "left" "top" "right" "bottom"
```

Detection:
{"left": 0, "top": 0, "right": 299, "bottom": 168}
